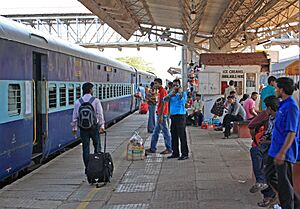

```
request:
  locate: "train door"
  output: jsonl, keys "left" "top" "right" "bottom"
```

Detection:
{"left": 32, "top": 52, "right": 48, "bottom": 157}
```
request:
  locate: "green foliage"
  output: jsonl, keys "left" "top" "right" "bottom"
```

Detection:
{"left": 116, "top": 56, "right": 155, "bottom": 72}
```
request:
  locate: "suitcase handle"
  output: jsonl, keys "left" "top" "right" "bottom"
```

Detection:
{"left": 100, "top": 131, "right": 107, "bottom": 153}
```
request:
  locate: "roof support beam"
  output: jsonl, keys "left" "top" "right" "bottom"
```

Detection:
{"left": 213, "top": 0, "right": 280, "bottom": 49}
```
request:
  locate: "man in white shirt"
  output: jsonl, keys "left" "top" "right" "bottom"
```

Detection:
{"left": 191, "top": 94, "right": 204, "bottom": 126}
{"left": 71, "top": 82, "right": 105, "bottom": 174}
{"left": 224, "top": 80, "right": 236, "bottom": 99}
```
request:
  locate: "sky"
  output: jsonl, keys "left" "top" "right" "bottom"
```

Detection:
{"left": 0, "top": 0, "right": 298, "bottom": 80}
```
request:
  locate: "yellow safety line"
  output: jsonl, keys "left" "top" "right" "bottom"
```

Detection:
{"left": 76, "top": 188, "right": 99, "bottom": 209}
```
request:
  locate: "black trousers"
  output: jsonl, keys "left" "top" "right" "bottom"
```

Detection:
{"left": 222, "top": 114, "right": 243, "bottom": 137}
{"left": 170, "top": 114, "right": 189, "bottom": 157}
{"left": 265, "top": 156, "right": 300, "bottom": 209}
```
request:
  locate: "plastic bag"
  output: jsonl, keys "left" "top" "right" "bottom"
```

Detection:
{"left": 126, "top": 132, "right": 145, "bottom": 161}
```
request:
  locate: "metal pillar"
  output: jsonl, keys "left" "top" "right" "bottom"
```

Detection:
{"left": 182, "top": 45, "right": 188, "bottom": 91}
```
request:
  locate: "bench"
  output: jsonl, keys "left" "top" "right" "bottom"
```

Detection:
{"left": 234, "top": 121, "right": 251, "bottom": 138}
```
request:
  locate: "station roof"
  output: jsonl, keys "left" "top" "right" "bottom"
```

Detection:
{"left": 79, "top": 0, "right": 299, "bottom": 52}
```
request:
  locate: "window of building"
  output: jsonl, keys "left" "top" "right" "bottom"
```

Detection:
{"left": 59, "top": 84, "right": 67, "bottom": 107}
{"left": 76, "top": 84, "right": 81, "bottom": 99}
{"left": 49, "top": 83, "right": 57, "bottom": 109}
{"left": 8, "top": 84, "right": 21, "bottom": 116}
{"left": 68, "top": 84, "right": 74, "bottom": 105}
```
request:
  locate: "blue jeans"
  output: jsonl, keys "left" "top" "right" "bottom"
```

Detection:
{"left": 147, "top": 104, "right": 156, "bottom": 133}
{"left": 150, "top": 115, "right": 172, "bottom": 151}
{"left": 80, "top": 128, "right": 101, "bottom": 171}
{"left": 250, "top": 146, "right": 266, "bottom": 183}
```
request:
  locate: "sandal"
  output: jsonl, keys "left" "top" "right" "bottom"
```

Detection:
{"left": 257, "top": 196, "right": 277, "bottom": 207}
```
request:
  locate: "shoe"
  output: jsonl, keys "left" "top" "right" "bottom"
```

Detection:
{"left": 145, "top": 148, "right": 156, "bottom": 154}
{"left": 257, "top": 196, "right": 277, "bottom": 207}
{"left": 222, "top": 136, "right": 229, "bottom": 139}
{"left": 178, "top": 156, "right": 189, "bottom": 160}
{"left": 167, "top": 154, "right": 179, "bottom": 159}
{"left": 160, "top": 149, "right": 172, "bottom": 155}
{"left": 268, "top": 203, "right": 282, "bottom": 209}
{"left": 249, "top": 183, "right": 269, "bottom": 193}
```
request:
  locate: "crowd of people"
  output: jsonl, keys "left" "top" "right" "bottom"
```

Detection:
{"left": 142, "top": 76, "right": 299, "bottom": 208}
{"left": 218, "top": 77, "right": 300, "bottom": 209}
{"left": 144, "top": 78, "right": 190, "bottom": 160}
{"left": 71, "top": 76, "right": 299, "bottom": 209}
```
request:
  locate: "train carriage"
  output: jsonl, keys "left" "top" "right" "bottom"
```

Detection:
{"left": 0, "top": 16, "right": 155, "bottom": 181}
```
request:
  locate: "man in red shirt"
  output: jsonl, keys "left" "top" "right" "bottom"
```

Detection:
{"left": 145, "top": 78, "right": 172, "bottom": 155}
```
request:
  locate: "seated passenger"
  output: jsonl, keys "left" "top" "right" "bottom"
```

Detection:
{"left": 243, "top": 92, "right": 259, "bottom": 120}
{"left": 224, "top": 90, "right": 236, "bottom": 111}
{"left": 239, "top": 93, "right": 249, "bottom": 106}
{"left": 190, "top": 94, "right": 204, "bottom": 126}
{"left": 222, "top": 95, "right": 246, "bottom": 139}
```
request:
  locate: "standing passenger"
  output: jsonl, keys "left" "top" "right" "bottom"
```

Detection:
{"left": 265, "top": 77, "right": 300, "bottom": 209}
{"left": 145, "top": 78, "right": 172, "bottom": 155}
{"left": 71, "top": 82, "right": 105, "bottom": 174}
{"left": 136, "top": 83, "right": 146, "bottom": 100}
{"left": 165, "top": 79, "right": 189, "bottom": 160}
{"left": 224, "top": 80, "right": 235, "bottom": 99}
{"left": 261, "top": 76, "right": 276, "bottom": 110}
{"left": 146, "top": 82, "right": 157, "bottom": 133}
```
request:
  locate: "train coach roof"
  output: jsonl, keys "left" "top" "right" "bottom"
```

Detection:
{"left": 0, "top": 16, "right": 135, "bottom": 73}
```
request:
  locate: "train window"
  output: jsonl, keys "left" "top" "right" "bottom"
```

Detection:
{"left": 114, "top": 68, "right": 117, "bottom": 73}
{"left": 59, "top": 84, "right": 67, "bottom": 107}
{"left": 98, "top": 84, "right": 102, "bottom": 100}
{"left": 113, "top": 85, "right": 116, "bottom": 97}
{"left": 8, "top": 84, "right": 21, "bottom": 116}
{"left": 129, "top": 86, "right": 132, "bottom": 95}
{"left": 49, "top": 84, "right": 57, "bottom": 109}
{"left": 93, "top": 84, "right": 97, "bottom": 98}
{"left": 68, "top": 84, "right": 74, "bottom": 105}
{"left": 110, "top": 85, "right": 114, "bottom": 98}
{"left": 107, "top": 74, "right": 110, "bottom": 82}
{"left": 118, "top": 85, "right": 122, "bottom": 96}
{"left": 76, "top": 84, "right": 81, "bottom": 99}
{"left": 106, "top": 85, "right": 110, "bottom": 99}
{"left": 97, "top": 65, "right": 101, "bottom": 70}
{"left": 102, "top": 84, "right": 106, "bottom": 99}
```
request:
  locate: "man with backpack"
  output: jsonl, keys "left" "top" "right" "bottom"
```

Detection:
{"left": 71, "top": 82, "right": 105, "bottom": 174}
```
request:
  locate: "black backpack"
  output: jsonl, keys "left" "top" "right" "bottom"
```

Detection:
{"left": 78, "top": 97, "right": 97, "bottom": 130}
{"left": 211, "top": 97, "right": 225, "bottom": 117}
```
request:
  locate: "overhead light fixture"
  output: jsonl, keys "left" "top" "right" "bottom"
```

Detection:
{"left": 191, "top": 10, "right": 196, "bottom": 20}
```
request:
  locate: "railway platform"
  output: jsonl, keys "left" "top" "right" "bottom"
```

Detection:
{"left": 0, "top": 113, "right": 264, "bottom": 209}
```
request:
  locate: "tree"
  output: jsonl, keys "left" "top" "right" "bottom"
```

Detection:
{"left": 116, "top": 56, "right": 155, "bottom": 73}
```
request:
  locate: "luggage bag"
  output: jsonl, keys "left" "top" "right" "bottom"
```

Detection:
{"left": 86, "top": 132, "right": 114, "bottom": 187}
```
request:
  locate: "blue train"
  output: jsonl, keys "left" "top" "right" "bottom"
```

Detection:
{"left": 0, "top": 16, "right": 155, "bottom": 181}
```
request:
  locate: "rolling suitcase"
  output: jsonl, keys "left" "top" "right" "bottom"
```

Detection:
{"left": 86, "top": 132, "right": 114, "bottom": 187}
